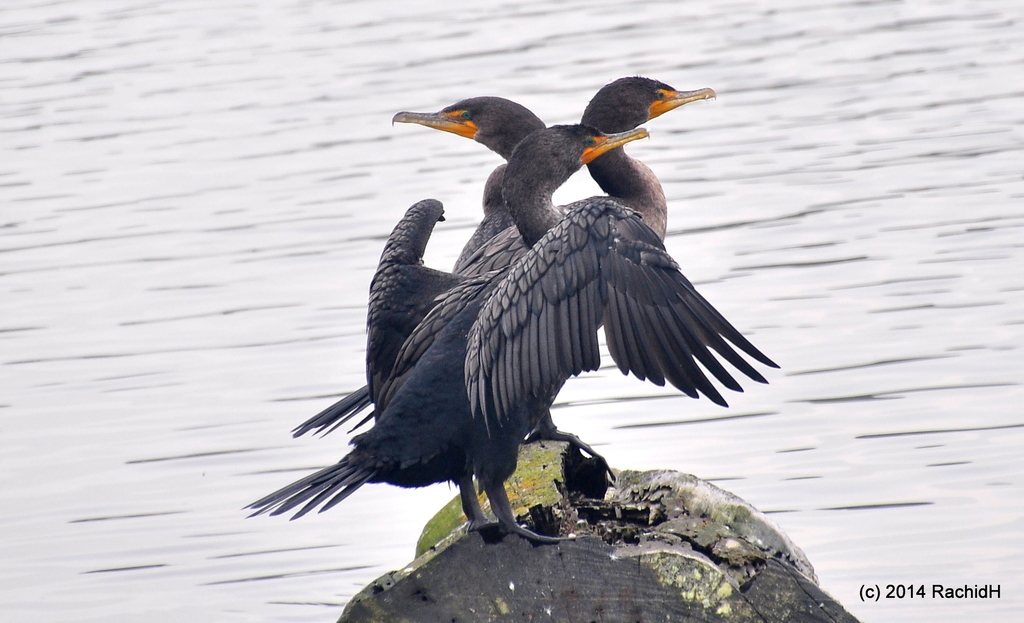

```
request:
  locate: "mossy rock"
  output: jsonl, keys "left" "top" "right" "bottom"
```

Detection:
{"left": 415, "top": 441, "right": 569, "bottom": 557}
{"left": 340, "top": 442, "right": 859, "bottom": 623}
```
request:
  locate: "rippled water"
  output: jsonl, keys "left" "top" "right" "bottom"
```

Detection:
{"left": 2, "top": 1, "right": 1022, "bottom": 621}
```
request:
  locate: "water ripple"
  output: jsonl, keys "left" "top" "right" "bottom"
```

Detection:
{"left": 4, "top": 0, "right": 1023, "bottom": 621}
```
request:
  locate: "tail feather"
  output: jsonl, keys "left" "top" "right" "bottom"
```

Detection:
{"left": 247, "top": 458, "right": 375, "bottom": 519}
{"left": 291, "top": 386, "right": 373, "bottom": 438}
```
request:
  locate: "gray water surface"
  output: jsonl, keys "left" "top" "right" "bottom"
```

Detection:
{"left": 3, "top": 1, "right": 1022, "bottom": 621}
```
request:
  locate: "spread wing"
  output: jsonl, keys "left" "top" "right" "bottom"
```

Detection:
{"left": 377, "top": 273, "right": 499, "bottom": 410}
{"left": 465, "top": 197, "right": 777, "bottom": 426}
{"left": 292, "top": 199, "right": 460, "bottom": 437}
{"left": 366, "top": 263, "right": 462, "bottom": 405}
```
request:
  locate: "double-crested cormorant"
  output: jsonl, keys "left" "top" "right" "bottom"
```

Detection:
{"left": 289, "top": 200, "right": 463, "bottom": 437}
{"left": 581, "top": 78, "right": 715, "bottom": 239}
{"left": 250, "top": 125, "right": 776, "bottom": 543}
{"left": 290, "top": 98, "right": 544, "bottom": 438}
{"left": 467, "top": 126, "right": 774, "bottom": 423}
{"left": 249, "top": 198, "right": 488, "bottom": 528}
{"left": 387, "top": 79, "right": 718, "bottom": 449}
{"left": 393, "top": 97, "right": 546, "bottom": 268}
{"left": 294, "top": 78, "right": 714, "bottom": 439}
{"left": 249, "top": 126, "right": 644, "bottom": 538}
{"left": 453, "top": 77, "right": 714, "bottom": 276}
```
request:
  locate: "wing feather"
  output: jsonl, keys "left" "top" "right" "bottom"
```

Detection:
{"left": 466, "top": 197, "right": 777, "bottom": 425}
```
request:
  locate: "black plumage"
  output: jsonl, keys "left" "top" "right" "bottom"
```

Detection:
{"left": 292, "top": 98, "right": 544, "bottom": 438}
{"left": 251, "top": 201, "right": 487, "bottom": 526}
{"left": 456, "top": 125, "right": 778, "bottom": 533}
{"left": 250, "top": 125, "right": 776, "bottom": 544}
{"left": 392, "top": 97, "right": 546, "bottom": 269}
{"left": 291, "top": 199, "right": 462, "bottom": 437}
{"left": 465, "top": 199, "right": 774, "bottom": 422}
{"left": 464, "top": 124, "right": 775, "bottom": 429}
{"left": 296, "top": 78, "right": 715, "bottom": 440}
{"left": 456, "top": 77, "right": 715, "bottom": 276}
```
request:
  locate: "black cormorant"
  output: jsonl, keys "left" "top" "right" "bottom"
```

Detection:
{"left": 288, "top": 198, "right": 463, "bottom": 437}
{"left": 392, "top": 97, "right": 546, "bottom": 268}
{"left": 250, "top": 125, "right": 776, "bottom": 543}
{"left": 290, "top": 98, "right": 544, "bottom": 438}
{"left": 581, "top": 77, "right": 715, "bottom": 239}
{"left": 294, "top": 79, "right": 714, "bottom": 439}
{"left": 453, "top": 77, "right": 714, "bottom": 276}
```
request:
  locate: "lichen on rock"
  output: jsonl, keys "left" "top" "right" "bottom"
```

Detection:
{"left": 340, "top": 442, "right": 858, "bottom": 623}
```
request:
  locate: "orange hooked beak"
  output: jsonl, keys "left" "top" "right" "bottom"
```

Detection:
{"left": 581, "top": 127, "right": 649, "bottom": 165}
{"left": 392, "top": 110, "right": 478, "bottom": 139}
{"left": 648, "top": 87, "right": 716, "bottom": 120}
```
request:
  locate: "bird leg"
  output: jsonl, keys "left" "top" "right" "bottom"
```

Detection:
{"left": 484, "top": 483, "right": 564, "bottom": 544}
{"left": 525, "top": 413, "right": 613, "bottom": 479}
{"left": 458, "top": 474, "right": 491, "bottom": 530}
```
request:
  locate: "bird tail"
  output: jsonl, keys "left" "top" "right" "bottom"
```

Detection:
{"left": 246, "top": 457, "right": 375, "bottom": 519}
{"left": 291, "top": 385, "right": 374, "bottom": 438}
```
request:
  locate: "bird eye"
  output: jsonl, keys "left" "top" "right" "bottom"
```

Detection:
{"left": 585, "top": 137, "right": 596, "bottom": 146}
{"left": 461, "top": 111, "right": 471, "bottom": 120}
{"left": 656, "top": 91, "right": 665, "bottom": 100}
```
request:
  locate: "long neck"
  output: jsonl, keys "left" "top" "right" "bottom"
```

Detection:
{"left": 502, "top": 127, "right": 586, "bottom": 247}
{"left": 454, "top": 166, "right": 516, "bottom": 271}
{"left": 502, "top": 169, "right": 563, "bottom": 248}
{"left": 586, "top": 148, "right": 667, "bottom": 240}
{"left": 481, "top": 164, "right": 508, "bottom": 218}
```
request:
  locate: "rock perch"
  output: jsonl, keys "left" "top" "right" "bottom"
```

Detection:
{"left": 339, "top": 441, "right": 861, "bottom": 623}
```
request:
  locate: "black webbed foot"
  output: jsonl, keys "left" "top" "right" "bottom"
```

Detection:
{"left": 464, "top": 516, "right": 500, "bottom": 537}
{"left": 484, "top": 483, "right": 566, "bottom": 544}
{"left": 467, "top": 519, "right": 499, "bottom": 532}
{"left": 525, "top": 417, "right": 613, "bottom": 480}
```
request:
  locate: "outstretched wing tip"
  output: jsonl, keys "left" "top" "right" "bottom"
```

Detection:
{"left": 465, "top": 199, "right": 778, "bottom": 423}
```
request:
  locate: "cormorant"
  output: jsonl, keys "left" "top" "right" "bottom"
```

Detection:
{"left": 392, "top": 97, "right": 546, "bottom": 269}
{"left": 453, "top": 77, "right": 714, "bottom": 276}
{"left": 249, "top": 125, "right": 776, "bottom": 543}
{"left": 581, "top": 78, "right": 716, "bottom": 240}
{"left": 294, "top": 79, "right": 714, "bottom": 439}
{"left": 249, "top": 199, "right": 488, "bottom": 528}
{"left": 288, "top": 198, "right": 463, "bottom": 438}
{"left": 290, "top": 98, "right": 544, "bottom": 438}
